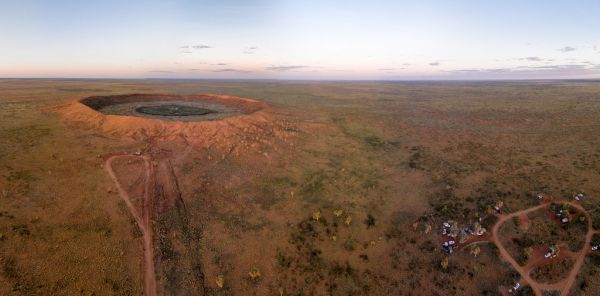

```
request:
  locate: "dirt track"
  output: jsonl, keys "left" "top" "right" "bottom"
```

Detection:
{"left": 485, "top": 201, "right": 595, "bottom": 296}
{"left": 106, "top": 154, "right": 157, "bottom": 296}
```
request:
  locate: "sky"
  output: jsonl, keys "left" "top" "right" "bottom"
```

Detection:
{"left": 1, "top": 0, "right": 600, "bottom": 80}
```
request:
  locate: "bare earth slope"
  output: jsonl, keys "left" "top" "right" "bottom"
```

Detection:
{"left": 55, "top": 94, "right": 275, "bottom": 149}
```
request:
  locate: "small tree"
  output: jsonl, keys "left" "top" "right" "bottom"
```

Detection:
{"left": 215, "top": 275, "right": 224, "bottom": 288}
{"left": 312, "top": 210, "right": 321, "bottom": 221}
{"left": 248, "top": 268, "right": 261, "bottom": 282}
{"left": 441, "top": 256, "right": 449, "bottom": 269}
{"left": 344, "top": 215, "right": 352, "bottom": 226}
{"left": 524, "top": 247, "right": 533, "bottom": 259}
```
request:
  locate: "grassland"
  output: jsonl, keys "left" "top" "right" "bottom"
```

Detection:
{"left": 1, "top": 79, "right": 600, "bottom": 295}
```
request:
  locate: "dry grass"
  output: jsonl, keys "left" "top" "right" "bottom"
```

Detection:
{"left": 2, "top": 79, "right": 600, "bottom": 295}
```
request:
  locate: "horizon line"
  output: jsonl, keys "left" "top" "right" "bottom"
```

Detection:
{"left": 2, "top": 77, "right": 600, "bottom": 83}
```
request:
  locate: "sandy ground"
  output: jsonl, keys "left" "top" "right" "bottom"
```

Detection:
{"left": 3, "top": 80, "right": 600, "bottom": 295}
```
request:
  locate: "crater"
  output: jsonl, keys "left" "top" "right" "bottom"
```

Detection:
{"left": 80, "top": 94, "right": 260, "bottom": 122}
{"left": 57, "top": 93, "right": 276, "bottom": 146}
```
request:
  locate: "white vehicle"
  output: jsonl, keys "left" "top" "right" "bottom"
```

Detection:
{"left": 448, "top": 240, "right": 456, "bottom": 246}
{"left": 545, "top": 246, "right": 558, "bottom": 259}
{"left": 508, "top": 282, "right": 521, "bottom": 293}
{"left": 592, "top": 245, "right": 599, "bottom": 251}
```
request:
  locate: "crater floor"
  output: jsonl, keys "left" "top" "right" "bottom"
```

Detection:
{"left": 99, "top": 100, "right": 242, "bottom": 121}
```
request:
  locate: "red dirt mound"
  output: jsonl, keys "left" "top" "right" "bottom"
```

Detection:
{"left": 55, "top": 94, "right": 278, "bottom": 148}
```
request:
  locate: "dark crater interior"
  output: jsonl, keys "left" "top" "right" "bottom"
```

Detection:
{"left": 81, "top": 94, "right": 246, "bottom": 121}
{"left": 136, "top": 104, "right": 215, "bottom": 116}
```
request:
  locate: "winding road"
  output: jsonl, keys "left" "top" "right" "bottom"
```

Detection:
{"left": 465, "top": 201, "right": 598, "bottom": 296}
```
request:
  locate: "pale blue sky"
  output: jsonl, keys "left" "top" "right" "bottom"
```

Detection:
{"left": 1, "top": 0, "right": 599, "bottom": 79}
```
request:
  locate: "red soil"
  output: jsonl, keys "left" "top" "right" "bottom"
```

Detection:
{"left": 56, "top": 94, "right": 296, "bottom": 295}
{"left": 491, "top": 202, "right": 594, "bottom": 296}
{"left": 457, "top": 200, "right": 595, "bottom": 296}
{"left": 106, "top": 154, "right": 157, "bottom": 296}
{"left": 105, "top": 150, "right": 185, "bottom": 296}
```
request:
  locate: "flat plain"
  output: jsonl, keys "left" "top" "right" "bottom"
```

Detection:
{"left": 1, "top": 79, "right": 600, "bottom": 295}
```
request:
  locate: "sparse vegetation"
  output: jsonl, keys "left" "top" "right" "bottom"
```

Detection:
{"left": 531, "top": 258, "right": 574, "bottom": 284}
{"left": 2, "top": 80, "right": 600, "bottom": 295}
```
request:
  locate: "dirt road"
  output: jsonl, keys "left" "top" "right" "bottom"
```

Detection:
{"left": 106, "top": 154, "right": 157, "bottom": 296}
{"left": 486, "top": 201, "right": 595, "bottom": 296}
{"left": 555, "top": 203, "right": 593, "bottom": 295}
{"left": 491, "top": 204, "right": 547, "bottom": 296}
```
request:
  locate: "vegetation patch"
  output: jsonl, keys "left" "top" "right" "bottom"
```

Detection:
{"left": 530, "top": 257, "right": 574, "bottom": 284}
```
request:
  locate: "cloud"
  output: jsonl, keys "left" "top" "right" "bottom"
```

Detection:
{"left": 148, "top": 70, "right": 175, "bottom": 73}
{"left": 243, "top": 46, "right": 257, "bottom": 54}
{"left": 511, "top": 56, "right": 549, "bottom": 62}
{"left": 513, "top": 64, "right": 589, "bottom": 70}
{"left": 525, "top": 56, "right": 543, "bottom": 61}
{"left": 429, "top": 62, "right": 440, "bottom": 66}
{"left": 377, "top": 68, "right": 405, "bottom": 72}
{"left": 192, "top": 44, "right": 212, "bottom": 49}
{"left": 180, "top": 44, "right": 213, "bottom": 50}
{"left": 212, "top": 68, "right": 253, "bottom": 73}
{"left": 557, "top": 46, "right": 576, "bottom": 52}
{"left": 446, "top": 63, "right": 600, "bottom": 78}
{"left": 180, "top": 50, "right": 192, "bottom": 54}
{"left": 449, "top": 68, "right": 510, "bottom": 74}
{"left": 265, "top": 65, "right": 308, "bottom": 72}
